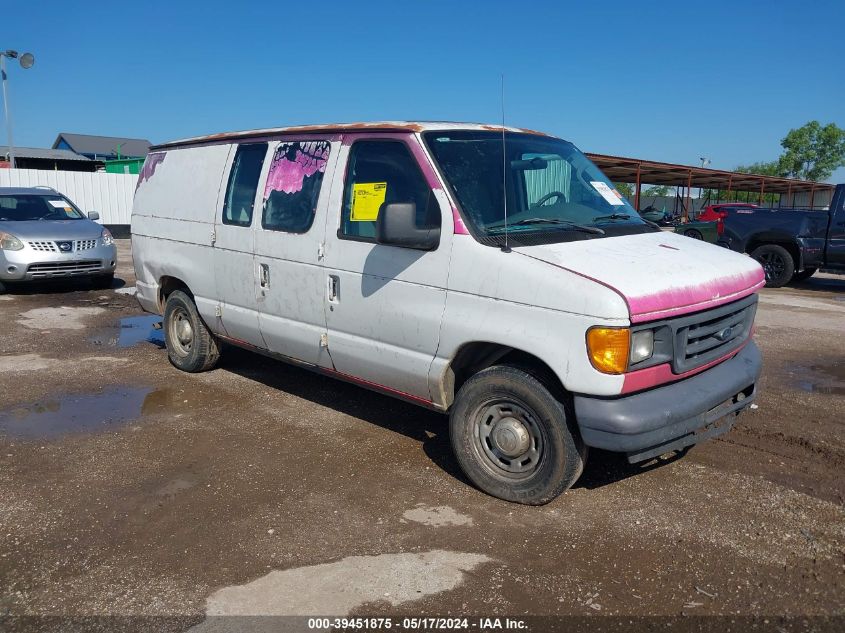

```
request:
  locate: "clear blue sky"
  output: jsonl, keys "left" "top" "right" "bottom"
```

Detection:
{"left": 4, "top": 0, "right": 844, "bottom": 182}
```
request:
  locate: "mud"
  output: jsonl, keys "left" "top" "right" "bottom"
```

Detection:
{"left": 0, "top": 242, "right": 843, "bottom": 626}
{"left": 790, "top": 361, "right": 845, "bottom": 396}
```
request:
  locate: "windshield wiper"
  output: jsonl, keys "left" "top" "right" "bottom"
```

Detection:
{"left": 487, "top": 218, "right": 605, "bottom": 235}
{"left": 592, "top": 213, "right": 631, "bottom": 222}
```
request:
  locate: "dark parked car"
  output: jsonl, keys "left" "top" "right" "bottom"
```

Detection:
{"left": 717, "top": 184, "right": 845, "bottom": 287}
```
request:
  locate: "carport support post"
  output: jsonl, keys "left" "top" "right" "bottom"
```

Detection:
{"left": 684, "top": 170, "right": 692, "bottom": 221}
{"left": 634, "top": 164, "right": 642, "bottom": 211}
{"left": 759, "top": 179, "right": 765, "bottom": 205}
{"left": 809, "top": 185, "right": 816, "bottom": 210}
{"left": 787, "top": 182, "right": 792, "bottom": 208}
{"left": 726, "top": 174, "right": 733, "bottom": 202}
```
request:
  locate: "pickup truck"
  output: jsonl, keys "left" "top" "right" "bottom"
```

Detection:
{"left": 716, "top": 184, "right": 845, "bottom": 287}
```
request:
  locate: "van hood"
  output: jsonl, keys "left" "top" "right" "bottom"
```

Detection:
{"left": 514, "top": 230, "right": 765, "bottom": 323}
{"left": 0, "top": 219, "right": 103, "bottom": 241}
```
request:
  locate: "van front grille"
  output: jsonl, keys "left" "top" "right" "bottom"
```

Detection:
{"left": 673, "top": 296, "right": 757, "bottom": 373}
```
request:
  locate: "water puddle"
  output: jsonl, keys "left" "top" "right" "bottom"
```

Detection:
{"left": 791, "top": 362, "right": 845, "bottom": 396}
{"left": 0, "top": 385, "right": 153, "bottom": 439}
{"left": 89, "top": 315, "right": 164, "bottom": 348}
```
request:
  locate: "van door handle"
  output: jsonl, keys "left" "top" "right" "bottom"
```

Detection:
{"left": 328, "top": 275, "right": 339, "bottom": 302}
{"left": 259, "top": 263, "right": 270, "bottom": 288}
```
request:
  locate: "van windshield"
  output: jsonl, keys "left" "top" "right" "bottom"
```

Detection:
{"left": 0, "top": 194, "right": 85, "bottom": 221}
{"left": 424, "top": 131, "right": 657, "bottom": 246}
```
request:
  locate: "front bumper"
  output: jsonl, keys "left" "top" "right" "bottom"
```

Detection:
{"left": 0, "top": 243, "right": 117, "bottom": 282}
{"left": 574, "top": 341, "right": 762, "bottom": 463}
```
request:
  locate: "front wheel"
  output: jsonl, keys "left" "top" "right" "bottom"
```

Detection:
{"left": 163, "top": 290, "right": 220, "bottom": 372}
{"left": 450, "top": 365, "right": 585, "bottom": 505}
{"left": 684, "top": 229, "right": 704, "bottom": 240}
{"left": 751, "top": 244, "right": 795, "bottom": 288}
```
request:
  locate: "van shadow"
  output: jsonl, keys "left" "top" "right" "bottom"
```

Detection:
{"left": 573, "top": 446, "right": 689, "bottom": 490}
{"left": 217, "top": 346, "right": 667, "bottom": 493}
{"left": 217, "top": 346, "right": 467, "bottom": 483}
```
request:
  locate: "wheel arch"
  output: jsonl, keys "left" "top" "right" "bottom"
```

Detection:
{"left": 744, "top": 234, "right": 801, "bottom": 269}
{"left": 157, "top": 275, "right": 192, "bottom": 312}
{"left": 442, "top": 341, "right": 567, "bottom": 409}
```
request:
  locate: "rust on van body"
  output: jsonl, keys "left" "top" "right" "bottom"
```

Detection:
{"left": 151, "top": 121, "right": 551, "bottom": 151}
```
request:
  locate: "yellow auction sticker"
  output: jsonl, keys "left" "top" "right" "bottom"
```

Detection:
{"left": 351, "top": 182, "right": 387, "bottom": 222}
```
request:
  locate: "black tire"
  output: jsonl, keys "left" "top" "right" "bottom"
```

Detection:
{"left": 791, "top": 268, "right": 817, "bottom": 283}
{"left": 684, "top": 229, "right": 704, "bottom": 240}
{"left": 449, "top": 365, "right": 585, "bottom": 505}
{"left": 751, "top": 244, "right": 795, "bottom": 288}
{"left": 91, "top": 273, "right": 115, "bottom": 289}
{"left": 163, "top": 290, "right": 220, "bottom": 372}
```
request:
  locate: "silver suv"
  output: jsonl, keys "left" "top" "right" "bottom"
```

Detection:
{"left": 0, "top": 187, "right": 117, "bottom": 293}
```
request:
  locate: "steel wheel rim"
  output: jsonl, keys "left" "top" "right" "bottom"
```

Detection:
{"left": 471, "top": 398, "right": 545, "bottom": 480}
{"left": 759, "top": 252, "right": 784, "bottom": 282}
{"left": 168, "top": 307, "right": 194, "bottom": 357}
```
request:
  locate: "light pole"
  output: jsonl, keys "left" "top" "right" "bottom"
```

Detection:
{"left": 0, "top": 49, "right": 35, "bottom": 169}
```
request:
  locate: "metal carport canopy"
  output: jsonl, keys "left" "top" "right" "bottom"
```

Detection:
{"left": 586, "top": 152, "right": 834, "bottom": 195}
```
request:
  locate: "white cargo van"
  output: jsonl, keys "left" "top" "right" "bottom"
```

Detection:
{"left": 132, "top": 122, "right": 763, "bottom": 504}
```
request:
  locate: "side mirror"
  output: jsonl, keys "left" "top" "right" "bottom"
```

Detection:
{"left": 87, "top": 211, "right": 100, "bottom": 221}
{"left": 376, "top": 202, "right": 440, "bottom": 250}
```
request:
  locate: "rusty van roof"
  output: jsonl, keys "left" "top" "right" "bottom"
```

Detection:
{"left": 150, "top": 121, "right": 552, "bottom": 150}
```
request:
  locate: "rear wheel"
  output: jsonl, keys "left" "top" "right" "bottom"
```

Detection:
{"left": 751, "top": 244, "right": 795, "bottom": 288}
{"left": 163, "top": 290, "right": 220, "bottom": 372}
{"left": 684, "top": 228, "right": 704, "bottom": 240}
{"left": 450, "top": 365, "right": 585, "bottom": 505}
{"left": 791, "top": 267, "right": 817, "bottom": 283}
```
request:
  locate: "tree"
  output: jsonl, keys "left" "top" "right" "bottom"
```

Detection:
{"left": 735, "top": 160, "right": 784, "bottom": 177}
{"left": 614, "top": 182, "right": 634, "bottom": 198}
{"left": 643, "top": 185, "right": 671, "bottom": 197}
{"left": 777, "top": 121, "right": 845, "bottom": 181}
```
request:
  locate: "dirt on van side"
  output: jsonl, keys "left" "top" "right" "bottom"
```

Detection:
{"left": 0, "top": 241, "right": 843, "bottom": 630}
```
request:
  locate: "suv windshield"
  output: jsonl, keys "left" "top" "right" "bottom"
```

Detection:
{"left": 0, "top": 194, "right": 85, "bottom": 221}
{"left": 424, "top": 131, "right": 656, "bottom": 246}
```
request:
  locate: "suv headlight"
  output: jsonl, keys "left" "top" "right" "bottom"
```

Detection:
{"left": 0, "top": 231, "right": 24, "bottom": 251}
{"left": 101, "top": 228, "right": 114, "bottom": 246}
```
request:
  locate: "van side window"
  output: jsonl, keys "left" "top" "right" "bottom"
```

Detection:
{"left": 261, "top": 140, "right": 330, "bottom": 233}
{"left": 222, "top": 143, "right": 267, "bottom": 226}
{"left": 340, "top": 140, "right": 432, "bottom": 241}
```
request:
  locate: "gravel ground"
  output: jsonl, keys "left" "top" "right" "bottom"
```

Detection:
{"left": 0, "top": 240, "right": 843, "bottom": 631}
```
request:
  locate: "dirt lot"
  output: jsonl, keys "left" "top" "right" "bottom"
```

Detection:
{"left": 0, "top": 240, "right": 843, "bottom": 631}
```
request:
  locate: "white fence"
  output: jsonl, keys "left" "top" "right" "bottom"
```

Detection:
{"left": 0, "top": 168, "right": 137, "bottom": 225}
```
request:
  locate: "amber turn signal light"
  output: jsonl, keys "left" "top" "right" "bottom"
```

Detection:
{"left": 586, "top": 327, "right": 630, "bottom": 374}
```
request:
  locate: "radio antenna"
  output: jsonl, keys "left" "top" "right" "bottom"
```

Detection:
{"left": 500, "top": 73, "right": 511, "bottom": 253}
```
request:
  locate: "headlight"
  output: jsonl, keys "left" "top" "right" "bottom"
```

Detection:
{"left": 630, "top": 329, "right": 655, "bottom": 364}
{"left": 586, "top": 327, "right": 630, "bottom": 374}
{"left": 0, "top": 231, "right": 24, "bottom": 251}
{"left": 101, "top": 228, "right": 114, "bottom": 245}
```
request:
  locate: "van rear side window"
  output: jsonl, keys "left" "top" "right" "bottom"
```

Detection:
{"left": 222, "top": 143, "right": 267, "bottom": 226}
{"left": 261, "top": 140, "right": 330, "bottom": 234}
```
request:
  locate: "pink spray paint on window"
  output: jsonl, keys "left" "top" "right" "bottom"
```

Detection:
{"left": 264, "top": 141, "right": 330, "bottom": 198}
